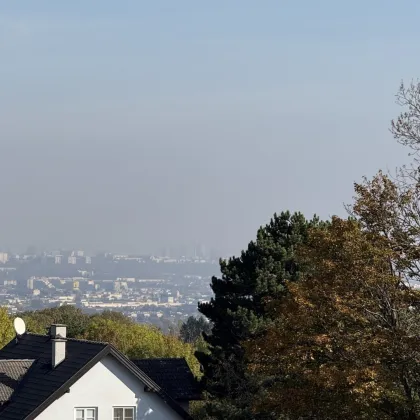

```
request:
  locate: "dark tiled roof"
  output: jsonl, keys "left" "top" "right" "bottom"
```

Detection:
{"left": 0, "top": 333, "right": 108, "bottom": 420}
{"left": 0, "top": 360, "right": 34, "bottom": 404}
{"left": 132, "top": 358, "right": 201, "bottom": 401}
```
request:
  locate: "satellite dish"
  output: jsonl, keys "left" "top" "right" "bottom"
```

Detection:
{"left": 13, "top": 317, "right": 26, "bottom": 336}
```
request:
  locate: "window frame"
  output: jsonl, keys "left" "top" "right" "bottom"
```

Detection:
{"left": 113, "top": 406, "right": 136, "bottom": 420}
{"left": 74, "top": 407, "right": 98, "bottom": 420}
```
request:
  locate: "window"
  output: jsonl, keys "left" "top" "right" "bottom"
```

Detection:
{"left": 113, "top": 407, "right": 135, "bottom": 420}
{"left": 75, "top": 408, "right": 97, "bottom": 420}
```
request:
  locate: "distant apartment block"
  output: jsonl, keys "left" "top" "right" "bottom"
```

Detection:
{"left": 55, "top": 255, "right": 62, "bottom": 264}
{"left": 85, "top": 256, "right": 92, "bottom": 264}
{"left": 68, "top": 256, "right": 77, "bottom": 264}
{"left": 0, "top": 253, "right": 9, "bottom": 264}
{"left": 4, "top": 280, "right": 16, "bottom": 286}
{"left": 160, "top": 294, "right": 174, "bottom": 304}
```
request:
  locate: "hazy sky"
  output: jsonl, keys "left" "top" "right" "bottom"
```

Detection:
{"left": 0, "top": 1, "right": 417, "bottom": 255}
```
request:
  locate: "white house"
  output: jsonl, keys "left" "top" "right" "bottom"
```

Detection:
{"left": 0, "top": 324, "right": 196, "bottom": 420}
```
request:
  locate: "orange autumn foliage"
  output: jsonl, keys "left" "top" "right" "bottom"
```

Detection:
{"left": 246, "top": 174, "right": 420, "bottom": 419}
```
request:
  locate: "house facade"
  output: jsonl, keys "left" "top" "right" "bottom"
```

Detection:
{"left": 36, "top": 355, "right": 183, "bottom": 420}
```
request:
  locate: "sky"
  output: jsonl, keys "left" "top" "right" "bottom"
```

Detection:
{"left": 0, "top": 1, "right": 417, "bottom": 255}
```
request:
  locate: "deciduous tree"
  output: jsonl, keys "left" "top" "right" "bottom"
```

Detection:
{"left": 22, "top": 305, "right": 90, "bottom": 337}
{"left": 247, "top": 178, "right": 420, "bottom": 419}
{"left": 82, "top": 317, "right": 201, "bottom": 376}
{"left": 0, "top": 308, "right": 13, "bottom": 349}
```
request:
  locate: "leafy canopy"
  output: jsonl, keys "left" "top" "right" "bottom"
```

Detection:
{"left": 247, "top": 173, "right": 420, "bottom": 419}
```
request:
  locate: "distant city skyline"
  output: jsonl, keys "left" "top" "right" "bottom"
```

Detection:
{"left": 0, "top": 243, "right": 224, "bottom": 259}
{"left": 0, "top": 240, "right": 217, "bottom": 330}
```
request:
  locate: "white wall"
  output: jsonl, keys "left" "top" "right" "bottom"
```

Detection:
{"left": 36, "top": 355, "right": 184, "bottom": 420}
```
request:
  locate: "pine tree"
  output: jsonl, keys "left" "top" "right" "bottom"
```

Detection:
{"left": 197, "top": 211, "right": 324, "bottom": 419}
{"left": 180, "top": 316, "right": 212, "bottom": 344}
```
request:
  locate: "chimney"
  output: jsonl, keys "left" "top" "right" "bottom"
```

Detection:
{"left": 50, "top": 324, "right": 67, "bottom": 368}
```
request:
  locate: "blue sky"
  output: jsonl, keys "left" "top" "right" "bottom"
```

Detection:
{"left": 0, "top": 1, "right": 416, "bottom": 254}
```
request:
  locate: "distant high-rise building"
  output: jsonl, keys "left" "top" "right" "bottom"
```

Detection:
{"left": 185, "top": 245, "right": 195, "bottom": 259}
{"left": 27, "top": 278, "right": 34, "bottom": 290}
{"left": 77, "top": 250, "right": 84, "bottom": 257}
{"left": 55, "top": 255, "right": 62, "bottom": 264}
{"left": 198, "top": 244, "right": 207, "bottom": 259}
{"left": 177, "top": 245, "right": 188, "bottom": 258}
{"left": 85, "top": 256, "right": 92, "bottom": 264}
{"left": 73, "top": 280, "right": 79, "bottom": 290}
{"left": 0, "top": 253, "right": 9, "bottom": 264}
{"left": 68, "top": 256, "right": 77, "bottom": 265}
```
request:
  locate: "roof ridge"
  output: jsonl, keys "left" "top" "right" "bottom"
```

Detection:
{"left": 132, "top": 357, "right": 186, "bottom": 361}
{"left": 25, "top": 332, "right": 47, "bottom": 337}
{"left": 25, "top": 332, "right": 108, "bottom": 346}
{"left": 66, "top": 337, "right": 109, "bottom": 345}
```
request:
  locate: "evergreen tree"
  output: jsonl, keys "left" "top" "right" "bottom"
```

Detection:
{"left": 180, "top": 316, "right": 212, "bottom": 344}
{"left": 197, "top": 211, "right": 324, "bottom": 419}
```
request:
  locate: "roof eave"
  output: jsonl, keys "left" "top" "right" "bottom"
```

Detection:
{"left": 109, "top": 347, "right": 193, "bottom": 420}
